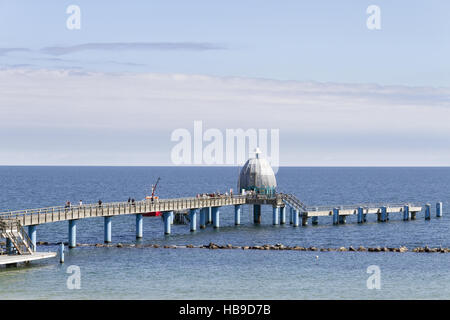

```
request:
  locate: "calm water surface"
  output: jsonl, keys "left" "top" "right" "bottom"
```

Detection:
{"left": 0, "top": 167, "right": 449, "bottom": 299}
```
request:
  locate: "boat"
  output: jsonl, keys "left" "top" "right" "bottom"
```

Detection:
{"left": 143, "top": 177, "right": 162, "bottom": 217}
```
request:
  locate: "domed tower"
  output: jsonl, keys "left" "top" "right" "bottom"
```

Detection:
{"left": 237, "top": 148, "right": 277, "bottom": 196}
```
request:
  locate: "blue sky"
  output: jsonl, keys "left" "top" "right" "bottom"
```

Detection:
{"left": 1, "top": 0, "right": 449, "bottom": 86}
{"left": 0, "top": 1, "right": 449, "bottom": 166}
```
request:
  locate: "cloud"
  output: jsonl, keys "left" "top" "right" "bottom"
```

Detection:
{"left": 0, "top": 68, "right": 449, "bottom": 165}
{"left": 0, "top": 48, "right": 30, "bottom": 56}
{"left": 41, "top": 42, "right": 227, "bottom": 56}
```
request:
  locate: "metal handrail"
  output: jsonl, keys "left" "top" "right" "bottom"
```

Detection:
{"left": 0, "top": 195, "right": 248, "bottom": 220}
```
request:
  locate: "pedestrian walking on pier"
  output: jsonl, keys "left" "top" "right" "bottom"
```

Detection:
{"left": 98, "top": 200, "right": 102, "bottom": 207}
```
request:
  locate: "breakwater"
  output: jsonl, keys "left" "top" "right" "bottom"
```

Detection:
{"left": 31, "top": 241, "right": 450, "bottom": 253}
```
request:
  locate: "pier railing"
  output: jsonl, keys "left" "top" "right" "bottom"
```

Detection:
{"left": 0, "top": 195, "right": 249, "bottom": 226}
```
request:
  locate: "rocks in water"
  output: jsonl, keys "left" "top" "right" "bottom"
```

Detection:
{"left": 63, "top": 242, "right": 448, "bottom": 253}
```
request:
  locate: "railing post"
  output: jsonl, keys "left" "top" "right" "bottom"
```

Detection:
{"left": 403, "top": 205, "right": 410, "bottom": 221}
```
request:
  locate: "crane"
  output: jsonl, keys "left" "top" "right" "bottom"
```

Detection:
{"left": 151, "top": 177, "right": 161, "bottom": 201}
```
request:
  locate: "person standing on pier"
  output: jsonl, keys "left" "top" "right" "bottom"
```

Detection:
{"left": 79, "top": 200, "right": 83, "bottom": 207}
{"left": 98, "top": 200, "right": 102, "bottom": 207}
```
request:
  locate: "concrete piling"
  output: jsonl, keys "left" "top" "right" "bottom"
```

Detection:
{"left": 280, "top": 206, "right": 286, "bottom": 225}
{"left": 293, "top": 210, "right": 299, "bottom": 227}
{"left": 403, "top": 205, "right": 410, "bottom": 221}
{"left": 189, "top": 209, "right": 197, "bottom": 232}
{"left": 302, "top": 214, "right": 308, "bottom": 226}
{"left": 436, "top": 202, "right": 443, "bottom": 217}
{"left": 207, "top": 207, "right": 212, "bottom": 224}
{"left": 234, "top": 205, "right": 241, "bottom": 226}
{"left": 338, "top": 215, "right": 346, "bottom": 224}
{"left": 136, "top": 214, "right": 143, "bottom": 238}
{"left": 104, "top": 216, "right": 112, "bottom": 243}
{"left": 312, "top": 216, "right": 318, "bottom": 225}
{"left": 272, "top": 207, "right": 279, "bottom": 225}
{"left": 28, "top": 225, "right": 36, "bottom": 251}
{"left": 6, "top": 238, "right": 13, "bottom": 254}
{"left": 68, "top": 219, "right": 77, "bottom": 248}
{"left": 212, "top": 207, "right": 220, "bottom": 228}
{"left": 200, "top": 208, "right": 206, "bottom": 229}
{"left": 253, "top": 204, "right": 261, "bottom": 224}
{"left": 163, "top": 211, "right": 172, "bottom": 235}
{"left": 425, "top": 204, "right": 431, "bottom": 220}
{"left": 333, "top": 208, "right": 340, "bottom": 225}
{"left": 59, "top": 243, "right": 64, "bottom": 263}
{"left": 357, "top": 207, "right": 364, "bottom": 223}
{"left": 380, "top": 206, "right": 387, "bottom": 222}
{"left": 289, "top": 207, "right": 293, "bottom": 224}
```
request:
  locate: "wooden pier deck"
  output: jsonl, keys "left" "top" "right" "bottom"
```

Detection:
{"left": 0, "top": 252, "right": 56, "bottom": 266}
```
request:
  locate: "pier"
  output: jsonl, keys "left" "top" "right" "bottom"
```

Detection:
{"left": 0, "top": 149, "right": 445, "bottom": 267}
{"left": 0, "top": 193, "right": 441, "bottom": 250}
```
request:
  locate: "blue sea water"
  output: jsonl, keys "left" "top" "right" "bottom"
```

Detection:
{"left": 0, "top": 166, "right": 449, "bottom": 299}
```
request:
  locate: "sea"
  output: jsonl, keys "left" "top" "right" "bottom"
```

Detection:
{"left": 0, "top": 166, "right": 449, "bottom": 299}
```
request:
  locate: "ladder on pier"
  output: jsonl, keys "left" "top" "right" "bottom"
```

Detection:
{"left": 0, "top": 220, "right": 35, "bottom": 255}
{"left": 280, "top": 194, "right": 307, "bottom": 212}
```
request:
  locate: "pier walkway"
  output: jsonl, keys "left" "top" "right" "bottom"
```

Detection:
{"left": 0, "top": 193, "right": 443, "bottom": 265}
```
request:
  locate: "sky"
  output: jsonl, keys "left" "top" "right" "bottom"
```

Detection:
{"left": 0, "top": 1, "right": 449, "bottom": 166}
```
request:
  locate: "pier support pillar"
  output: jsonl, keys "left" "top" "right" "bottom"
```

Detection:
{"left": 289, "top": 208, "right": 293, "bottom": 224}
{"left": 302, "top": 214, "right": 308, "bottom": 226}
{"left": 200, "top": 208, "right": 206, "bottom": 229}
{"left": 380, "top": 207, "right": 387, "bottom": 222}
{"left": 136, "top": 214, "right": 143, "bottom": 238}
{"left": 59, "top": 243, "right": 64, "bottom": 263}
{"left": 253, "top": 204, "right": 261, "bottom": 224}
{"left": 6, "top": 238, "right": 13, "bottom": 254}
{"left": 272, "top": 207, "right": 279, "bottom": 225}
{"left": 436, "top": 202, "right": 443, "bottom": 217}
{"left": 212, "top": 207, "right": 220, "bottom": 228}
{"left": 189, "top": 209, "right": 197, "bottom": 232}
{"left": 28, "top": 225, "right": 36, "bottom": 251}
{"left": 207, "top": 207, "right": 212, "bottom": 224}
{"left": 280, "top": 206, "right": 286, "bottom": 224}
{"left": 403, "top": 205, "right": 410, "bottom": 221}
{"left": 312, "top": 216, "right": 318, "bottom": 225}
{"left": 163, "top": 211, "right": 172, "bottom": 235}
{"left": 357, "top": 207, "right": 364, "bottom": 223}
{"left": 234, "top": 205, "right": 241, "bottom": 226}
{"left": 293, "top": 210, "right": 300, "bottom": 227}
{"left": 411, "top": 211, "right": 416, "bottom": 220}
{"left": 68, "top": 219, "right": 77, "bottom": 248}
{"left": 338, "top": 215, "right": 346, "bottom": 224}
{"left": 104, "top": 216, "right": 112, "bottom": 243}
{"left": 169, "top": 211, "right": 174, "bottom": 225}
{"left": 333, "top": 208, "right": 340, "bottom": 225}
{"left": 425, "top": 204, "right": 431, "bottom": 220}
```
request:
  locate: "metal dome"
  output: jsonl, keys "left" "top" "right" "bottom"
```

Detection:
{"left": 237, "top": 148, "right": 277, "bottom": 195}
